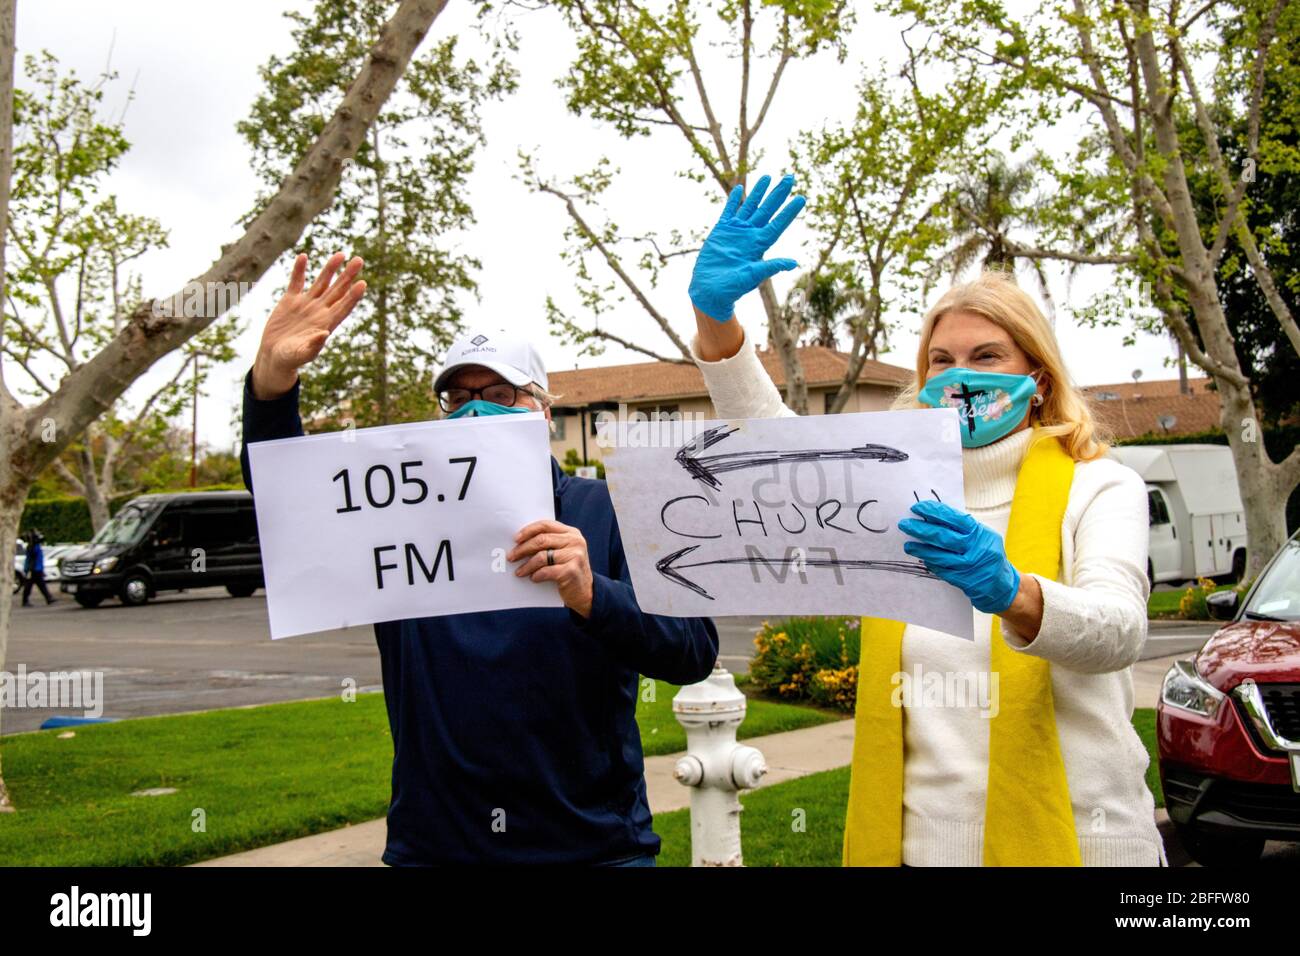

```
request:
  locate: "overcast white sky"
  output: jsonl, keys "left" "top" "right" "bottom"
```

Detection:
{"left": 11, "top": 0, "right": 1184, "bottom": 455}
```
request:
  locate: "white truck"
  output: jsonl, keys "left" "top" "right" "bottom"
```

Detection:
{"left": 1108, "top": 444, "right": 1248, "bottom": 587}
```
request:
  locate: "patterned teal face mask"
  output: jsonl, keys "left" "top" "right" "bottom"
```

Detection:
{"left": 446, "top": 399, "right": 531, "bottom": 419}
{"left": 918, "top": 367, "right": 1040, "bottom": 448}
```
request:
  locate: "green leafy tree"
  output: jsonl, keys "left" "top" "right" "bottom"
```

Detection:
{"left": 1185, "top": 17, "right": 1300, "bottom": 427}
{"left": 237, "top": 0, "right": 516, "bottom": 427}
{"left": 0, "top": 0, "right": 454, "bottom": 813}
{"left": 781, "top": 265, "right": 869, "bottom": 350}
{"left": 895, "top": 0, "right": 1300, "bottom": 576}
{"left": 789, "top": 51, "right": 1002, "bottom": 412}
{"left": 4, "top": 52, "right": 241, "bottom": 531}
{"left": 925, "top": 153, "right": 1058, "bottom": 312}
{"left": 521, "top": 0, "right": 853, "bottom": 414}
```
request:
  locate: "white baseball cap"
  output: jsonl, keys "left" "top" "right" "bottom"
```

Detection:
{"left": 433, "top": 328, "right": 549, "bottom": 393}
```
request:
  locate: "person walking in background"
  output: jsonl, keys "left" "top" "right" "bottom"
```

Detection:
{"left": 684, "top": 172, "right": 1164, "bottom": 866}
{"left": 22, "top": 529, "right": 55, "bottom": 606}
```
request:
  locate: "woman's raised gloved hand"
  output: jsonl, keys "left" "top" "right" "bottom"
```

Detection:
{"left": 899, "top": 500, "right": 1022, "bottom": 614}
{"left": 688, "top": 172, "right": 806, "bottom": 322}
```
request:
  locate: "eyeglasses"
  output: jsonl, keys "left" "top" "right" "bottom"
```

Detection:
{"left": 437, "top": 383, "right": 531, "bottom": 413}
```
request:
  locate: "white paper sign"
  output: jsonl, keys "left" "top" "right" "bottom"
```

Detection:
{"left": 603, "top": 408, "right": 974, "bottom": 640}
{"left": 247, "top": 412, "right": 562, "bottom": 639}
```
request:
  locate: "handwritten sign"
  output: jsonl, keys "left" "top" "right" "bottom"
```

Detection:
{"left": 247, "top": 413, "right": 562, "bottom": 639}
{"left": 603, "top": 408, "right": 974, "bottom": 640}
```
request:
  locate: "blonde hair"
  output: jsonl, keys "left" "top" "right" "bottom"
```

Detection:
{"left": 892, "top": 270, "right": 1111, "bottom": 461}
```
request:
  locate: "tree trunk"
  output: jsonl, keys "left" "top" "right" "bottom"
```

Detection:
{"left": 0, "top": 479, "right": 24, "bottom": 813}
{"left": 828, "top": 288, "right": 884, "bottom": 415}
{"left": 372, "top": 125, "right": 390, "bottom": 425}
{"left": 376, "top": 285, "right": 390, "bottom": 425}
{"left": 1130, "top": 7, "right": 1297, "bottom": 579}
{"left": 1216, "top": 375, "right": 1291, "bottom": 578}
{"left": 758, "top": 280, "right": 808, "bottom": 415}
{"left": 80, "top": 439, "right": 111, "bottom": 533}
{"left": 0, "top": 0, "right": 19, "bottom": 813}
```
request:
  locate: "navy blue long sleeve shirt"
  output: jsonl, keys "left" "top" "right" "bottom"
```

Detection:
{"left": 239, "top": 370, "right": 718, "bottom": 864}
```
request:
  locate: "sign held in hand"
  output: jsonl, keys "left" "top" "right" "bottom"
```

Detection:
{"left": 247, "top": 413, "right": 562, "bottom": 639}
{"left": 603, "top": 408, "right": 974, "bottom": 640}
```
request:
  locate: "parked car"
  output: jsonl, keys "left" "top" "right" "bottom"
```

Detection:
{"left": 1157, "top": 528, "right": 1300, "bottom": 866}
{"left": 58, "top": 491, "right": 263, "bottom": 608}
{"left": 1109, "top": 444, "right": 1248, "bottom": 587}
{"left": 41, "top": 543, "right": 77, "bottom": 583}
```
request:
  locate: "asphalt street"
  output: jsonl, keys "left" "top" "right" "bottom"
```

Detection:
{"left": 2, "top": 586, "right": 1219, "bottom": 733}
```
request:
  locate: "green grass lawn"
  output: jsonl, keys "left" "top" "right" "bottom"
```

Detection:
{"left": 654, "top": 707, "right": 1163, "bottom": 866}
{"left": 1147, "top": 582, "right": 1239, "bottom": 619}
{"left": 0, "top": 680, "right": 838, "bottom": 866}
{"left": 1132, "top": 706, "right": 1163, "bottom": 807}
{"left": 1148, "top": 588, "right": 1186, "bottom": 618}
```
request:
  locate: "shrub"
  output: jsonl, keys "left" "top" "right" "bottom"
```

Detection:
{"left": 808, "top": 665, "right": 858, "bottom": 712}
{"left": 560, "top": 448, "right": 605, "bottom": 479}
{"left": 1178, "top": 576, "right": 1252, "bottom": 620}
{"left": 750, "top": 617, "right": 861, "bottom": 712}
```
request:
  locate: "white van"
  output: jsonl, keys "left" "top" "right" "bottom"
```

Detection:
{"left": 1108, "top": 444, "right": 1248, "bottom": 587}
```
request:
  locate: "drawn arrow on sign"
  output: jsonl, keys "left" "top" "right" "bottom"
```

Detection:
{"left": 655, "top": 544, "right": 936, "bottom": 600}
{"left": 674, "top": 424, "right": 909, "bottom": 490}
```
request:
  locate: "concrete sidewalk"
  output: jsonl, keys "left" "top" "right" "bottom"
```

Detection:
{"left": 194, "top": 653, "right": 1188, "bottom": 867}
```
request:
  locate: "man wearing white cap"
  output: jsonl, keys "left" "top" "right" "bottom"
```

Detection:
{"left": 240, "top": 253, "right": 719, "bottom": 866}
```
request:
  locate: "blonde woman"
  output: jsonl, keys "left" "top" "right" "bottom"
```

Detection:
{"left": 685, "top": 172, "right": 1165, "bottom": 866}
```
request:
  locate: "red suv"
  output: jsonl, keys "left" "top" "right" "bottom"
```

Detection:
{"left": 1157, "top": 530, "right": 1300, "bottom": 866}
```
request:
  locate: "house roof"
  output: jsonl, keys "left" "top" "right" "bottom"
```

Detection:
{"left": 547, "top": 345, "right": 912, "bottom": 408}
{"left": 1082, "top": 377, "right": 1222, "bottom": 440}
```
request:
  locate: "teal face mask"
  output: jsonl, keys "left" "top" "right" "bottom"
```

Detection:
{"left": 446, "top": 399, "right": 531, "bottom": 419}
{"left": 918, "top": 367, "right": 1039, "bottom": 448}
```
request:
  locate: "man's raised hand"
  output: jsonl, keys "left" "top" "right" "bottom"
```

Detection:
{"left": 252, "top": 252, "right": 367, "bottom": 399}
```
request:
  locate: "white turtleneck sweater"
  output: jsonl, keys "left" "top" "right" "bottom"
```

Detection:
{"left": 690, "top": 333, "right": 1167, "bottom": 867}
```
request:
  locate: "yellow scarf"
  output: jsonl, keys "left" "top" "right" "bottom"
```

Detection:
{"left": 842, "top": 431, "right": 1081, "bottom": 866}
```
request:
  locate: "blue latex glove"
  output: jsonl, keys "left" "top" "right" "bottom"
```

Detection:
{"left": 689, "top": 172, "right": 806, "bottom": 322}
{"left": 898, "top": 500, "right": 1022, "bottom": 614}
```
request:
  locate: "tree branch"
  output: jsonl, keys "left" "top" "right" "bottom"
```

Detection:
{"left": 538, "top": 181, "right": 693, "bottom": 359}
{"left": 736, "top": 0, "right": 754, "bottom": 177}
{"left": 749, "top": 13, "right": 792, "bottom": 143}
{"left": 676, "top": 2, "right": 733, "bottom": 179}
{"left": 578, "top": 325, "right": 691, "bottom": 364}
{"left": 51, "top": 457, "right": 86, "bottom": 497}
{"left": 1168, "top": 0, "right": 1299, "bottom": 355}
{"left": 0, "top": 344, "right": 55, "bottom": 395}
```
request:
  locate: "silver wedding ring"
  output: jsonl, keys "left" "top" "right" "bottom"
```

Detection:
{"left": 546, "top": 548, "right": 555, "bottom": 567}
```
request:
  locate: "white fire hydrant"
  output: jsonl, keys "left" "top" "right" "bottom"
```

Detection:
{"left": 672, "top": 664, "right": 768, "bottom": 866}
